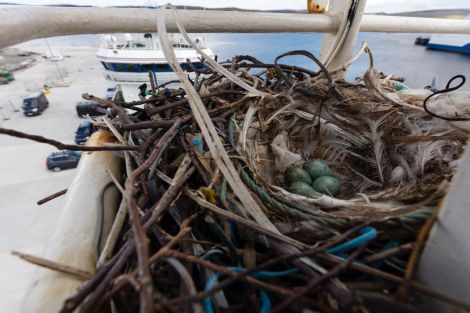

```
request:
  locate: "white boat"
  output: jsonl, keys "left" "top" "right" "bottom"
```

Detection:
{"left": 96, "top": 33, "right": 215, "bottom": 86}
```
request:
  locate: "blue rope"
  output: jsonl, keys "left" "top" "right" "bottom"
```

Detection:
{"left": 203, "top": 266, "right": 298, "bottom": 313}
{"left": 327, "top": 226, "right": 377, "bottom": 254}
{"left": 259, "top": 289, "right": 271, "bottom": 313}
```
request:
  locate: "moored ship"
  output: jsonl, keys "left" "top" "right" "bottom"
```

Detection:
{"left": 96, "top": 33, "right": 215, "bottom": 86}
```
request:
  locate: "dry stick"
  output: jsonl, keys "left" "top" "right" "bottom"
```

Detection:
{"left": 384, "top": 135, "right": 468, "bottom": 143}
{"left": 185, "top": 190, "right": 308, "bottom": 250}
{"left": 82, "top": 93, "right": 150, "bottom": 140}
{"left": 119, "top": 120, "right": 186, "bottom": 131}
{"left": 364, "top": 242, "right": 413, "bottom": 263}
{"left": 74, "top": 161, "right": 194, "bottom": 313}
{"left": 319, "top": 254, "right": 470, "bottom": 312}
{"left": 37, "top": 188, "right": 67, "bottom": 205}
{"left": 102, "top": 116, "right": 141, "bottom": 161}
{"left": 398, "top": 203, "right": 442, "bottom": 298}
{"left": 124, "top": 119, "right": 182, "bottom": 313}
{"left": 159, "top": 250, "right": 327, "bottom": 311}
{"left": 144, "top": 159, "right": 194, "bottom": 227}
{"left": 73, "top": 245, "right": 135, "bottom": 313}
{"left": 271, "top": 245, "right": 366, "bottom": 313}
{"left": 118, "top": 104, "right": 235, "bottom": 132}
{"left": 158, "top": 8, "right": 279, "bottom": 236}
{"left": 145, "top": 90, "right": 245, "bottom": 115}
{"left": 12, "top": 251, "right": 92, "bottom": 280}
{"left": 139, "top": 129, "right": 163, "bottom": 154}
{"left": 180, "top": 135, "right": 211, "bottom": 185}
{"left": 0, "top": 127, "right": 137, "bottom": 151}
{"left": 82, "top": 93, "right": 130, "bottom": 120}
{"left": 100, "top": 213, "right": 199, "bottom": 302}
{"left": 157, "top": 224, "right": 367, "bottom": 310}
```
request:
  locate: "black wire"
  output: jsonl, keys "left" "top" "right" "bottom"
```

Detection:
{"left": 346, "top": 0, "right": 359, "bottom": 24}
{"left": 158, "top": 80, "right": 181, "bottom": 89}
{"left": 94, "top": 181, "right": 116, "bottom": 262}
{"left": 423, "top": 74, "right": 470, "bottom": 121}
{"left": 274, "top": 50, "right": 333, "bottom": 86}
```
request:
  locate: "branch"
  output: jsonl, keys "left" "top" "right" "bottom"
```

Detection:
{"left": 12, "top": 251, "right": 92, "bottom": 280}
{"left": 0, "top": 127, "right": 137, "bottom": 151}
{"left": 37, "top": 188, "right": 67, "bottom": 205}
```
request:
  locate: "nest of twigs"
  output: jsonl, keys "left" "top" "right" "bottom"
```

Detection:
{"left": 231, "top": 53, "right": 463, "bottom": 228}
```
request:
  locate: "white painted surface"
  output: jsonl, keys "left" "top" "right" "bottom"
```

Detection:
{"left": 96, "top": 46, "right": 214, "bottom": 64}
{"left": 2, "top": 7, "right": 470, "bottom": 48}
{"left": 0, "top": 43, "right": 112, "bottom": 312}
{"left": 418, "top": 141, "right": 470, "bottom": 312}
{"left": 21, "top": 133, "right": 122, "bottom": 313}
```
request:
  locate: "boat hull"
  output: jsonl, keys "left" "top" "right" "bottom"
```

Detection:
{"left": 101, "top": 69, "right": 196, "bottom": 85}
{"left": 426, "top": 34, "right": 470, "bottom": 54}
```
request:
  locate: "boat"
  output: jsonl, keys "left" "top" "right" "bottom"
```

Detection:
{"left": 414, "top": 36, "right": 429, "bottom": 46}
{"left": 425, "top": 34, "right": 470, "bottom": 54}
{"left": 96, "top": 33, "right": 215, "bottom": 87}
{"left": 415, "top": 15, "right": 470, "bottom": 54}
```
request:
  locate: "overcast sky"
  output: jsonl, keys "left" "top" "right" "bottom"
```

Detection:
{"left": 5, "top": 0, "right": 470, "bottom": 13}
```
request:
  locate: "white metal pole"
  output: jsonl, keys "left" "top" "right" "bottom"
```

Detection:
{"left": 2, "top": 7, "right": 470, "bottom": 49}
{"left": 320, "top": 0, "right": 367, "bottom": 78}
{"left": 21, "top": 131, "right": 122, "bottom": 313}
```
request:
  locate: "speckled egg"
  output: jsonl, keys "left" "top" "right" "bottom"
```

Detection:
{"left": 284, "top": 166, "right": 312, "bottom": 186}
{"left": 312, "top": 176, "right": 341, "bottom": 197}
{"left": 289, "top": 181, "right": 319, "bottom": 198}
{"left": 302, "top": 159, "right": 332, "bottom": 180}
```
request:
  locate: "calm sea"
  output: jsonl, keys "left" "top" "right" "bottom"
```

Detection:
{"left": 43, "top": 32, "right": 470, "bottom": 90}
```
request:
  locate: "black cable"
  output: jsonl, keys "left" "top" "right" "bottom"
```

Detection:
{"left": 158, "top": 80, "right": 181, "bottom": 89}
{"left": 423, "top": 74, "right": 469, "bottom": 121}
{"left": 273, "top": 50, "right": 343, "bottom": 100}
{"left": 94, "top": 181, "right": 116, "bottom": 262}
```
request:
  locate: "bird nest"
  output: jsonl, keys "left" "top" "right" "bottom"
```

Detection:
{"left": 234, "top": 77, "right": 460, "bottom": 219}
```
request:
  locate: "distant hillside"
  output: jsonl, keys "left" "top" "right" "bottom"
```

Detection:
{"left": 0, "top": 3, "right": 469, "bottom": 18}
{"left": 388, "top": 9, "right": 470, "bottom": 19}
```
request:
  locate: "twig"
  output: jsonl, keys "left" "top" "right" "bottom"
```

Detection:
{"left": 101, "top": 213, "right": 200, "bottom": 302}
{"left": 271, "top": 245, "right": 366, "bottom": 313}
{"left": 0, "top": 127, "right": 137, "bottom": 151}
{"left": 398, "top": 204, "right": 442, "bottom": 297}
{"left": 12, "top": 251, "right": 92, "bottom": 280}
{"left": 124, "top": 120, "right": 182, "bottom": 313}
{"left": 160, "top": 250, "right": 323, "bottom": 309}
{"left": 37, "top": 188, "right": 67, "bottom": 205}
{"left": 364, "top": 242, "right": 413, "bottom": 263}
{"left": 185, "top": 190, "right": 309, "bottom": 250}
{"left": 145, "top": 90, "right": 245, "bottom": 115}
{"left": 319, "top": 254, "right": 470, "bottom": 312}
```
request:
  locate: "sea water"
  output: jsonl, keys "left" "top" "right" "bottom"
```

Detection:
{"left": 43, "top": 32, "right": 470, "bottom": 90}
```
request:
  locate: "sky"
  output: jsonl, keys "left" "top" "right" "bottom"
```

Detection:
{"left": 4, "top": 0, "right": 470, "bottom": 13}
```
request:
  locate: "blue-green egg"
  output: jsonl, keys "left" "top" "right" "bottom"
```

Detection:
{"left": 302, "top": 159, "right": 332, "bottom": 180}
{"left": 312, "top": 176, "right": 341, "bottom": 197}
{"left": 289, "top": 181, "right": 319, "bottom": 198}
{"left": 284, "top": 166, "right": 312, "bottom": 186}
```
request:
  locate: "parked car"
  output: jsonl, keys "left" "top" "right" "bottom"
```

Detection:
{"left": 47, "top": 53, "right": 63, "bottom": 62}
{"left": 75, "top": 120, "right": 95, "bottom": 144}
{"left": 46, "top": 150, "right": 81, "bottom": 172}
{"left": 0, "top": 70, "right": 14, "bottom": 82}
{"left": 22, "top": 92, "right": 49, "bottom": 116}
{"left": 76, "top": 100, "right": 108, "bottom": 117}
{"left": 106, "top": 86, "right": 117, "bottom": 100}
